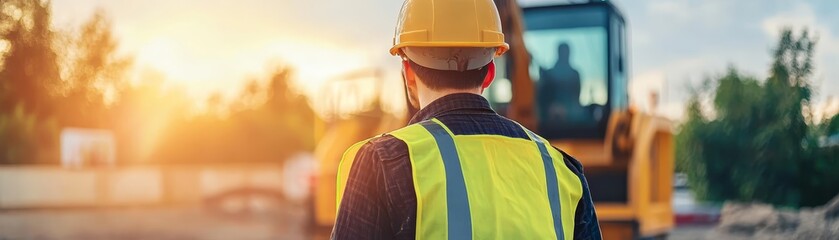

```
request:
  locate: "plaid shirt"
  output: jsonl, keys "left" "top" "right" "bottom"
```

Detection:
{"left": 332, "top": 93, "right": 602, "bottom": 240}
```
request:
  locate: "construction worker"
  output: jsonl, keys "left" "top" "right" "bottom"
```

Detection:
{"left": 332, "top": 0, "right": 601, "bottom": 239}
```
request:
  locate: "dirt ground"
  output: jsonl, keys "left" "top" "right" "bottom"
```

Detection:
{"left": 671, "top": 225, "right": 715, "bottom": 240}
{"left": 0, "top": 204, "right": 713, "bottom": 240}
{"left": 0, "top": 204, "right": 308, "bottom": 240}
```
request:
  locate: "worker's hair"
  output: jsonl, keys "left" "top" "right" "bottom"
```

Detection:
{"left": 409, "top": 61, "right": 490, "bottom": 90}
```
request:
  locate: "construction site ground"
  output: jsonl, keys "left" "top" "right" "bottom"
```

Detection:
{"left": 0, "top": 204, "right": 713, "bottom": 240}
{"left": 0, "top": 205, "right": 307, "bottom": 240}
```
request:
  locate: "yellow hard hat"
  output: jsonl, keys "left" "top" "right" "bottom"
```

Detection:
{"left": 391, "top": 0, "right": 509, "bottom": 71}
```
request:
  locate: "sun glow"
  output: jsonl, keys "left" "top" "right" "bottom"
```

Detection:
{"left": 49, "top": 0, "right": 397, "bottom": 108}
{"left": 131, "top": 35, "right": 372, "bottom": 102}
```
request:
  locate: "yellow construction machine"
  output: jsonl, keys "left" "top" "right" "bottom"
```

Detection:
{"left": 488, "top": 1, "right": 675, "bottom": 238}
{"left": 311, "top": 1, "right": 674, "bottom": 239}
{"left": 308, "top": 69, "right": 407, "bottom": 236}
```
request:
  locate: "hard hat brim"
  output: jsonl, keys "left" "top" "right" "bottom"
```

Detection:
{"left": 403, "top": 46, "right": 499, "bottom": 71}
{"left": 391, "top": 42, "right": 510, "bottom": 57}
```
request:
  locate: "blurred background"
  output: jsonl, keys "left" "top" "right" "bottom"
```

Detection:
{"left": 0, "top": 0, "right": 837, "bottom": 239}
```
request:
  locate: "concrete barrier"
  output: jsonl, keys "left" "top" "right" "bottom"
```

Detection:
{"left": 0, "top": 167, "right": 98, "bottom": 207}
{"left": 0, "top": 164, "right": 284, "bottom": 209}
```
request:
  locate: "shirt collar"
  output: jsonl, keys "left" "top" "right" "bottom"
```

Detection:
{"left": 408, "top": 93, "right": 496, "bottom": 124}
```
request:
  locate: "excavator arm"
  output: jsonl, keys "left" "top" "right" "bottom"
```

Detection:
{"left": 494, "top": 0, "right": 537, "bottom": 130}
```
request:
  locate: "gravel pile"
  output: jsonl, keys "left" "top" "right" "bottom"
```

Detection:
{"left": 707, "top": 194, "right": 839, "bottom": 240}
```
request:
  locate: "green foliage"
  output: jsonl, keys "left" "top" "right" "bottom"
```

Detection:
{"left": 0, "top": 0, "right": 62, "bottom": 164}
{"left": 0, "top": 0, "right": 62, "bottom": 117}
{"left": 0, "top": 104, "right": 58, "bottom": 164}
{"left": 677, "top": 29, "right": 839, "bottom": 208}
{"left": 0, "top": 1, "right": 131, "bottom": 164}
{"left": 57, "top": 9, "right": 132, "bottom": 128}
{"left": 827, "top": 114, "right": 839, "bottom": 134}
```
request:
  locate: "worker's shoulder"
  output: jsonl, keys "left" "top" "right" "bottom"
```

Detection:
{"left": 356, "top": 121, "right": 439, "bottom": 162}
{"left": 354, "top": 133, "right": 409, "bottom": 163}
{"left": 553, "top": 147, "right": 586, "bottom": 176}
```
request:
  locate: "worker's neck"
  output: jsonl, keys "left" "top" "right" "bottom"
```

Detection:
{"left": 418, "top": 86, "right": 482, "bottom": 109}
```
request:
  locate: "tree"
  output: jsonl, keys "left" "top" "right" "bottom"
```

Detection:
{"left": 0, "top": 2, "right": 134, "bottom": 164}
{"left": 0, "top": 0, "right": 62, "bottom": 163}
{"left": 677, "top": 29, "right": 839, "bottom": 207}
{"left": 58, "top": 9, "right": 132, "bottom": 128}
{"left": 826, "top": 113, "right": 839, "bottom": 135}
{"left": 0, "top": 2, "right": 316, "bottom": 165}
{"left": 0, "top": 104, "right": 58, "bottom": 164}
{"left": 0, "top": 0, "right": 61, "bottom": 117}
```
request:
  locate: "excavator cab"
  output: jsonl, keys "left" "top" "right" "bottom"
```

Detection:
{"left": 486, "top": 1, "right": 628, "bottom": 140}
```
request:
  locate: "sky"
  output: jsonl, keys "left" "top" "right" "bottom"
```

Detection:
{"left": 605, "top": 0, "right": 839, "bottom": 120}
{"left": 50, "top": 0, "right": 839, "bottom": 120}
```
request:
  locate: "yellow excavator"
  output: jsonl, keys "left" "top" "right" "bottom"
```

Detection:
{"left": 311, "top": 1, "right": 674, "bottom": 239}
{"left": 308, "top": 68, "right": 407, "bottom": 237}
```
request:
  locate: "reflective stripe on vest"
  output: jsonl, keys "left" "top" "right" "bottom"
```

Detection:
{"left": 525, "top": 129, "right": 565, "bottom": 239}
{"left": 337, "top": 118, "right": 583, "bottom": 239}
{"left": 420, "top": 121, "right": 473, "bottom": 239}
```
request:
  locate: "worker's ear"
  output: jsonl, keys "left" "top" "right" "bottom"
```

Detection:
{"left": 402, "top": 60, "right": 420, "bottom": 109}
{"left": 480, "top": 61, "right": 496, "bottom": 93}
{"left": 402, "top": 60, "right": 416, "bottom": 87}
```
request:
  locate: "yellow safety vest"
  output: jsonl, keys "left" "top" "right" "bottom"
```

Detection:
{"left": 337, "top": 118, "right": 583, "bottom": 239}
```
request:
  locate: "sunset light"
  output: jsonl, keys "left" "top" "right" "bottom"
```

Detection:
{"left": 2, "top": 0, "right": 838, "bottom": 239}
{"left": 50, "top": 0, "right": 404, "bottom": 107}
{"left": 132, "top": 35, "right": 373, "bottom": 101}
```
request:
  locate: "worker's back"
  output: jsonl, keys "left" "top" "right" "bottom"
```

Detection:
{"left": 396, "top": 119, "right": 583, "bottom": 239}
{"left": 335, "top": 93, "right": 597, "bottom": 239}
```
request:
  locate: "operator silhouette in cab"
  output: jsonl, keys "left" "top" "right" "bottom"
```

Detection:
{"left": 538, "top": 42, "right": 584, "bottom": 136}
